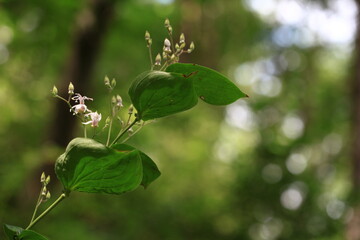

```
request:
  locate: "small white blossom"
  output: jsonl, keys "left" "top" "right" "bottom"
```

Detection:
{"left": 71, "top": 93, "right": 93, "bottom": 114}
{"left": 164, "top": 38, "right": 171, "bottom": 53}
{"left": 83, "top": 111, "right": 102, "bottom": 127}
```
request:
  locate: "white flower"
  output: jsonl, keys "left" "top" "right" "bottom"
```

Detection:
{"left": 71, "top": 93, "right": 93, "bottom": 114}
{"left": 83, "top": 111, "right": 102, "bottom": 127}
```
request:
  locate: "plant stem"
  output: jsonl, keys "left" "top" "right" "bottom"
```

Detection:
{"left": 121, "top": 121, "right": 144, "bottom": 143}
{"left": 29, "top": 189, "right": 44, "bottom": 224}
{"left": 106, "top": 119, "right": 113, "bottom": 146}
{"left": 84, "top": 125, "right": 87, "bottom": 138}
{"left": 110, "top": 119, "right": 138, "bottom": 147}
{"left": 148, "top": 45, "right": 154, "bottom": 70}
{"left": 26, "top": 193, "right": 66, "bottom": 230}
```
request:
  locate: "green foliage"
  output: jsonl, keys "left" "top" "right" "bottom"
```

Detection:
{"left": 55, "top": 138, "right": 144, "bottom": 195}
{"left": 111, "top": 143, "right": 161, "bottom": 188}
{"left": 129, "top": 65, "right": 246, "bottom": 121}
{"left": 4, "top": 224, "right": 48, "bottom": 240}
{"left": 166, "top": 63, "right": 247, "bottom": 105}
{"left": 128, "top": 71, "right": 198, "bottom": 120}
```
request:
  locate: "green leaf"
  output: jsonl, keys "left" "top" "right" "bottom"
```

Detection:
{"left": 111, "top": 144, "right": 161, "bottom": 188}
{"left": 166, "top": 63, "right": 247, "bottom": 105}
{"left": 4, "top": 224, "right": 23, "bottom": 240}
{"left": 19, "top": 230, "right": 48, "bottom": 240}
{"left": 129, "top": 71, "right": 198, "bottom": 120}
{"left": 55, "top": 138, "right": 143, "bottom": 195}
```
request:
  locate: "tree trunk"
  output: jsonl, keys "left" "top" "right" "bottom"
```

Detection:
{"left": 347, "top": 1, "right": 360, "bottom": 239}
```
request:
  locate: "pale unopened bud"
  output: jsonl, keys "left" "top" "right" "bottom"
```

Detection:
{"left": 164, "top": 38, "right": 171, "bottom": 48}
{"left": 52, "top": 86, "right": 58, "bottom": 96}
{"left": 46, "top": 191, "right": 51, "bottom": 200}
{"left": 155, "top": 53, "right": 161, "bottom": 66}
{"left": 116, "top": 95, "right": 123, "bottom": 107}
{"left": 111, "top": 96, "right": 117, "bottom": 105}
{"left": 45, "top": 175, "right": 50, "bottom": 185}
{"left": 167, "top": 26, "right": 173, "bottom": 33}
{"left": 164, "top": 38, "right": 172, "bottom": 53}
{"left": 188, "top": 41, "right": 195, "bottom": 53}
{"left": 111, "top": 78, "right": 116, "bottom": 88}
{"left": 145, "top": 31, "right": 151, "bottom": 40}
{"left": 175, "top": 43, "right": 180, "bottom": 50}
{"left": 68, "top": 82, "right": 74, "bottom": 95}
{"left": 42, "top": 186, "right": 47, "bottom": 196}
{"left": 40, "top": 172, "right": 46, "bottom": 183}
{"left": 104, "top": 76, "right": 111, "bottom": 88}
{"left": 148, "top": 38, "right": 152, "bottom": 46}
{"left": 179, "top": 33, "right": 185, "bottom": 44}
{"left": 162, "top": 52, "right": 168, "bottom": 60}
{"left": 164, "top": 18, "right": 170, "bottom": 27}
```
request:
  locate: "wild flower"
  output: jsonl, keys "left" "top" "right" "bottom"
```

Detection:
{"left": 71, "top": 93, "right": 93, "bottom": 114}
{"left": 83, "top": 111, "right": 102, "bottom": 127}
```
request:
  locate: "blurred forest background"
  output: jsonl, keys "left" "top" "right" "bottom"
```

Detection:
{"left": 1, "top": 0, "right": 360, "bottom": 239}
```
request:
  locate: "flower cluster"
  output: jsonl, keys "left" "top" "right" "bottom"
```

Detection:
{"left": 52, "top": 83, "right": 102, "bottom": 128}
{"left": 145, "top": 18, "right": 195, "bottom": 70}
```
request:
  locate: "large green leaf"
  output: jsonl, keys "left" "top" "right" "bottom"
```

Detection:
{"left": 128, "top": 71, "right": 198, "bottom": 120}
{"left": 19, "top": 230, "right": 48, "bottom": 240}
{"left": 55, "top": 138, "right": 143, "bottom": 195}
{"left": 3, "top": 225, "right": 48, "bottom": 240}
{"left": 166, "top": 63, "right": 247, "bottom": 105}
{"left": 4, "top": 224, "right": 23, "bottom": 240}
{"left": 111, "top": 144, "right": 161, "bottom": 188}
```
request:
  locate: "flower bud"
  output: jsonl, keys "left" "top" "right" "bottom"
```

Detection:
{"left": 162, "top": 52, "right": 168, "bottom": 60}
{"left": 175, "top": 43, "right": 180, "bottom": 50}
{"left": 116, "top": 95, "right": 123, "bottom": 108}
{"left": 41, "top": 186, "right": 47, "bottom": 196}
{"left": 111, "top": 96, "right": 117, "bottom": 105}
{"left": 164, "top": 38, "right": 171, "bottom": 48}
{"left": 145, "top": 31, "right": 151, "bottom": 40}
{"left": 155, "top": 53, "right": 161, "bottom": 66}
{"left": 68, "top": 82, "right": 74, "bottom": 95}
{"left": 167, "top": 26, "right": 173, "bottom": 33}
{"left": 188, "top": 41, "right": 195, "bottom": 53}
{"left": 46, "top": 191, "right": 51, "bottom": 200}
{"left": 104, "top": 76, "right": 111, "bottom": 87}
{"left": 179, "top": 33, "right": 185, "bottom": 44}
{"left": 45, "top": 175, "right": 50, "bottom": 185}
{"left": 52, "top": 86, "right": 58, "bottom": 96}
{"left": 111, "top": 78, "right": 116, "bottom": 88}
{"left": 40, "top": 172, "right": 46, "bottom": 183}
{"left": 164, "top": 18, "right": 170, "bottom": 28}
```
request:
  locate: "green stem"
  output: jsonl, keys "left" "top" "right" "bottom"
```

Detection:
{"left": 110, "top": 119, "right": 138, "bottom": 147}
{"left": 29, "top": 190, "right": 43, "bottom": 224}
{"left": 106, "top": 119, "right": 113, "bottom": 146}
{"left": 26, "top": 193, "right": 66, "bottom": 230}
{"left": 121, "top": 121, "right": 144, "bottom": 143}
{"left": 84, "top": 125, "right": 87, "bottom": 138}
{"left": 148, "top": 45, "right": 154, "bottom": 70}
